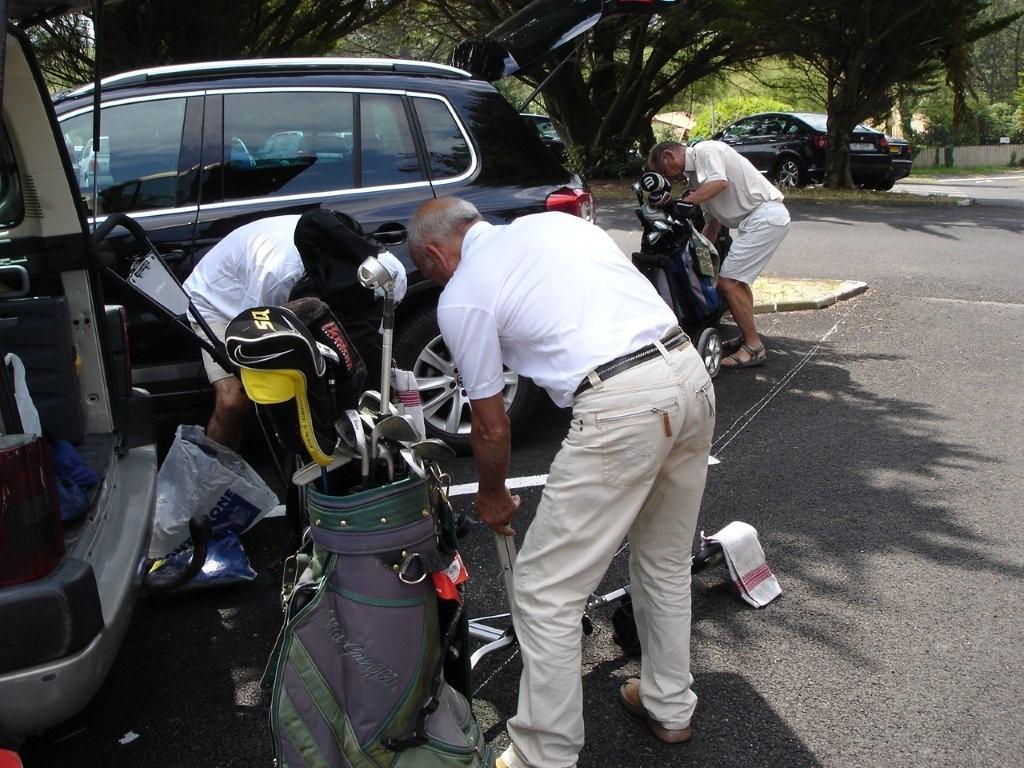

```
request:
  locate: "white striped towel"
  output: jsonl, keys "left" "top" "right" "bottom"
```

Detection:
{"left": 705, "top": 521, "right": 782, "bottom": 608}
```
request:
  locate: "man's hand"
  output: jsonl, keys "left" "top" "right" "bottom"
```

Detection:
{"left": 476, "top": 489, "right": 521, "bottom": 537}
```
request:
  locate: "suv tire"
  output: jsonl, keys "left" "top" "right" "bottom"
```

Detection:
{"left": 394, "top": 305, "right": 539, "bottom": 453}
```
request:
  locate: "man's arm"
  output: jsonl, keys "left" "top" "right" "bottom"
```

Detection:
{"left": 702, "top": 217, "right": 723, "bottom": 242}
{"left": 470, "top": 393, "right": 520, "bottom": 536}
{"left": 685, "top": 179, "right": 728, "bottom": 205}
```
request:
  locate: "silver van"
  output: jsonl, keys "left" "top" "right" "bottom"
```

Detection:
{"left": 0, "top": 0, "right": 159, "bottom": 748}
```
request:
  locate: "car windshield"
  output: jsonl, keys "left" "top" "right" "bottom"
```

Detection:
{"left": 798, "top": 114, "right": 876, "bottom": 133}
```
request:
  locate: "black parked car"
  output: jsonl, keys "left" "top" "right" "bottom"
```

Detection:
{"left": 54, "top": 57, "right": 594, "bottom": 450}
{"left": 712, "top": 112, "right": 913, "bottom": 190}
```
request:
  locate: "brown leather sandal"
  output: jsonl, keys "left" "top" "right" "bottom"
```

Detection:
{"left": 721, "top": 343, "right": 766, "bottom": 368}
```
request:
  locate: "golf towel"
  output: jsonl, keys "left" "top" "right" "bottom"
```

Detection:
{"left": 705, "top": 521, "right": 782, "bottom": 608}
{"left": 393, "top": 368, "right": 426, "bottom": 439}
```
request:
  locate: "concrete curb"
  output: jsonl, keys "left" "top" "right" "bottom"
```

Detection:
{"left": 750, "top": 278, "right": 869, "bottom": 315}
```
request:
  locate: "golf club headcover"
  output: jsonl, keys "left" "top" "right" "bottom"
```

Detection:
{"left": 225, "top": 305, "right": 338, "bottom": 466}
{"left": 284, "top": 297, "right": 367, "bottom": 410}
{"left": 640, "top": 171, "right": 672, "bottom": 207}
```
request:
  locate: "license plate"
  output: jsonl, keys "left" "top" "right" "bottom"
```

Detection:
{"left": 890, "top": 145, "right": 901, "bottom": 154}
{"left": 849, "top": 142, "right": 874, "bottom": 151}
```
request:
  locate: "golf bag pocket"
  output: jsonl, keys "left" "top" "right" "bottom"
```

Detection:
{"left": 270, "top": 477, "right": 492, "bottom": 767}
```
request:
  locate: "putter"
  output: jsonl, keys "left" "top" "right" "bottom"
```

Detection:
{"left": 358, "top": 256, "right": 396, "bottom": 419}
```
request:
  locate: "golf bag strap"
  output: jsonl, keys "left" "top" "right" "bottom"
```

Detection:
{"left": 383, "top": 596, "right": 466, "bottom": 751}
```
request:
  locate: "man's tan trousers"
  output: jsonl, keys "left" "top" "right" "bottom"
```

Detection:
{"left": 501, "top": 343, "right": 715, "bottom": 768}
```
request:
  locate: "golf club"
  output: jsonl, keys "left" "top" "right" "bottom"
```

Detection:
{"left": 409, "top": 438, "right": 457, "bottom": 462}
{"left": 346, "top": 408, "right": 370, "bottom": 485}
{"left": 373, "top": 414, "right": 420, "bottom": 444}
{"left": 358, "top": 256, "right": 396, "bottom": 420}
{"left": 291, "top": 449, "right": 356, "bottom": 487}
{"left": 399, "top": 447, "right": 427, "bottom": 478}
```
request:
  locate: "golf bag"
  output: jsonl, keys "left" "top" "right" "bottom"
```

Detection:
{"left": 290, "top": 208, "right": 383, "bottom": 365}
{"left": 633, "top": 172, "right": 728, "bottom": 376}
{"left": 268, "top": 475, "right": 493, "bottom": 768}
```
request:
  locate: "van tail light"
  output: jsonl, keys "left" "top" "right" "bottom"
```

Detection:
{"left": 0, "top": 750, "right": 24, "bottom": 768}
{"left": 811, "top": 135, "right": 829, "bottom": 150}
{"left": 878, "top": 136, "right": 890, "bottom": 149}
{"left": 546, "top": 187, "right": 595, "bottom": 222}
{"left": 0, "top": 435, "right": 64, "bottom": 588}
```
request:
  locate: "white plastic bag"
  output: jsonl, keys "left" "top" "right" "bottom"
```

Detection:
{"left": 4, "top": 353, "right": 42, "bottom": 436}
{"left": 150, "top": 425, "right": 279, "bottom": 558}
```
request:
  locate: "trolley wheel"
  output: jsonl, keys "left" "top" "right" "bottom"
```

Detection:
{"left": 697, "top": 327, "right": 722, "bottom": 378}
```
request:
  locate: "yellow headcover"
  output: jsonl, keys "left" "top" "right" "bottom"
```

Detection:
{"left": 239, "top": 368, "right": 334, "bottom": 466}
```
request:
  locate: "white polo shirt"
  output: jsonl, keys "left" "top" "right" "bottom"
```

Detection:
{"left": 685, "top": 140, "right": 784, "bottom": 228}
{"left": 184, "top": 215, "right": 304, "bottom": 325}
{"left": 437, "top": 213, "right": 678, "bottom": 408}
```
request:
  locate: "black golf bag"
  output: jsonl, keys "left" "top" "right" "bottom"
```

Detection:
{"left": 632, "top": 173, "right": 728, "bottom": 376}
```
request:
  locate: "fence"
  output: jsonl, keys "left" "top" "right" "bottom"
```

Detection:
{"left": 914, "top": 144, "right": 1024, "bottom": 168}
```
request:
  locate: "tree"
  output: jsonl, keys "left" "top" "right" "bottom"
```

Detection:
{"left": 759, "top": 0, "right": 1020, "bottom": 187}
{"left": 353, "top": 0, "right": 775, "bottom": 177}
{"left": 30, "top": 0, "right": 405, "bottom": 88}
{"left": 969, "top": 0, "right": 1024, "bottom": 103}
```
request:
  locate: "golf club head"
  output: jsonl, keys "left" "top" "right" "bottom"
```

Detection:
{"left": 292, "top": 449, "right": 355, "bottom": 487}
{"left": 336, "top": 411, "right": 358, "bottom": 449}
{"left": 359, "top": 390, "right": 396, "bottom": 417}
{"left": 373, "top": 414, "right": 420, "bottom": 444}
{"left": 411, "top": 438, "right": 456, "bottom": 462}
{"left": 346, "top": 409, "right": 370, "bottom": 481}
{"left": 400, "top": 448, "right": 427, "bottom": 479}
{"left": 357, "top": 256, "right": 394, "bottom": 293}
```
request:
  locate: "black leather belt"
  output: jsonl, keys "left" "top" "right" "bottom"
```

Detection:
{"left": 575, "top": 327, "right": 689, "bottom": 396}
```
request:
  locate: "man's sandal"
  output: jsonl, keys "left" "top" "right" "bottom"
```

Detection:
{"left": 721, "top": 343, "right": 766, "bottom": 369}
{"left": 721, "top": 335, "right": 744, "bottom": 355}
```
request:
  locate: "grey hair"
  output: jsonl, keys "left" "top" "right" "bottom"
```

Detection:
{"left": 648, "top": 140, "right": 686, "bottom": 172}
{"left": 408, "top": 197, "right": 482, "bottom": 258}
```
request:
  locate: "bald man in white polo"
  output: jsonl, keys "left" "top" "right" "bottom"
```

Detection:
{"left": 407, "top": 197, "right": 715, "bottom": 768}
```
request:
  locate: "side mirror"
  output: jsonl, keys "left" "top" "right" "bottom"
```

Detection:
{"left": 712, "top": 131, "right": 724, "bottom": 140}
{"left": 372, "top": 222, "right": 408, "bottom": 247}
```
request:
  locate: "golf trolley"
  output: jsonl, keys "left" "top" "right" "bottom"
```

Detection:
{"left": 632, "top": 172, "right": 729, "bottom": 378}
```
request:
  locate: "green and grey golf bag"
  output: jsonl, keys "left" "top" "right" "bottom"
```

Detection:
{"left": 268, "top": 474, "right": 493, "bottom": 768}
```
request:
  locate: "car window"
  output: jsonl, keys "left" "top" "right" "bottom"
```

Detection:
{"left": 223, "top": 92, "right": 355, "bottom": 200}
{"left": 759, "top": 117, "right": 787, "bottom": 136}
{"left": 724, "top": 118, "right": 759, "bottom": 138}
{"left": 783, "top": 119, "right": 801, "bottom": 135}
{"left": 60, "top": 97, "right": 187, "bottom": 215}
{"left": 360, "top": 94, "right": 424, "bottom": 187}
{"left": 412, "top": 97, "right": 472, "bottom": 180}
{"left": 0, "top": 123, "right": 23, "bottom": 229}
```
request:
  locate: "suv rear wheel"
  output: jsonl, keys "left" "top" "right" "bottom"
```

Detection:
{"left": 394, "top": 306, "right": 539, "bottom": 453}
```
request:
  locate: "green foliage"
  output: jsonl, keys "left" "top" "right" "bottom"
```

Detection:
{"left": 689, "top": 96, "right": 793, "bottom": 140}
{"left": 564, "top": 138, "right": 646, "bottom": 180}
{"left": 919, "top": 84, "right": 1023, "bottom": 145}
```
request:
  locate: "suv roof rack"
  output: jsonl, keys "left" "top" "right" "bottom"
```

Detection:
{"left": 59, "top": 57, "right": 474, "bottom": 99}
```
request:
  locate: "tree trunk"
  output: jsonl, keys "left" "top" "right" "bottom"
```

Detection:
{"left": 824, "top": 111, "right": 855, "bottom": 188}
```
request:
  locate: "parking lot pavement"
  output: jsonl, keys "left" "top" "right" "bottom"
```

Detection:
{"left": 21, "top": 203, "right": 1024, "bottom": 767}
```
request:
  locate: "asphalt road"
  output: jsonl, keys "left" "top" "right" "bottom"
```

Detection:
{"left": 895, "top": 171, "right": 1024, "bottom": 207}
{"left": 21, "top": 201, "right": 1024, "bottom": 768}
